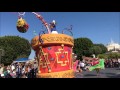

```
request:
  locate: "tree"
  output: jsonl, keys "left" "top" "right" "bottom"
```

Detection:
{"left": 107, "top": 52, "right": 120, "bottom": 59}
{"left": 0, "top": 36, "right": 31, "bottom": 65}
{"left": 89, "top": 46, "right": 102, "bottom": 56}
{"left": 94, "top": 44, "right": 107, "bottom": 54}
{"left": 73, "top": 37, "right": 93, "bottom": 60}
{"left": 97, "top": 54, "right": 108, "bottom": 59}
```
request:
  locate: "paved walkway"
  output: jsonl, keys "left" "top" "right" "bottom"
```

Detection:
{"left": 75, "top": 68, "right": 120, "bottom": 78}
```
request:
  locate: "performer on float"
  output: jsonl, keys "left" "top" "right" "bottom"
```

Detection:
{"left": 50, "top": 20, "right": 58, "bottom": 34}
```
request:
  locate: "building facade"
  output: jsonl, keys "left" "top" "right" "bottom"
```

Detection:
{"left": 106, "top": 39, "right": 120, "bottom": 52}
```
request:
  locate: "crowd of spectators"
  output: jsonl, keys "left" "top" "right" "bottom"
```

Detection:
{"left": 104, "top": 59, "right": 120, "bottom": 68}
{"left": 0, "top": 61, "right": 38, "bottom": 78}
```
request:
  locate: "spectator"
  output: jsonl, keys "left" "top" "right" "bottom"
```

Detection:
{"left": 16, "top": 64, "right": 22, "bottom": 78}
{"left": 34, "top": 62, "right": 38, "bottom": 78}
{"left": 76, "top": 61, "right": 82, "bottom": 73}
{"left": 118, "top": 58, "right": 120, "bottom": 68}
{"left": 80, "top": 61, "right": 85, "bottom": 71}
{"left": 11, "top": 64, "right": 15, "bottom": 71}
{"left": 1, "top": 74, "right": 5, "bottom": 78}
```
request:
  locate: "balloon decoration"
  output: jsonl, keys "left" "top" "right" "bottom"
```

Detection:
{"left": 16, "top": 12, "right": 29, "bottom": 33}
{"left": 16, "top": 17, "right": 29, "bottom": 33}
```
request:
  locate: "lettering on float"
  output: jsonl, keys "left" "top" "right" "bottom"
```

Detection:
{"left": 42, "top": 36, "right": 74, "bottom": 43}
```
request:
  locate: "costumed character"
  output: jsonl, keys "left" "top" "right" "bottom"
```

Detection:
{"left": 50, "top": 20, "right": 58, "bottom": 34}
{"left": 16, "top": 17, "right": 29, "bottom": 33}
{"left": 88, "top": 59, "right": 105, "bottom": 71}
{"left": 88, "top": 58, "right": 105, "bottom": 75}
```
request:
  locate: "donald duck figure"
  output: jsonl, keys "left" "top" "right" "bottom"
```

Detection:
{"left": 50, "top": 20, "right": 58, "bottom": 34}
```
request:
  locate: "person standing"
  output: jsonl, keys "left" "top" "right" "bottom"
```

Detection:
{"left": 34, "top": 62, "right": 38, "bottom": 78}
{"left": 77, "top": 61, "right": 82, "bottom": 73}
{"left": 50, "top": 20, "right": 58, "bottom": 34}
{"left": 118, "top": 58, "right": 120, "bottom": 68}
{"left": 73, "top": 60, "right": 79, "bottom": 72}
{"left": 80, "top": 61, "right": 85, "bottom": 71}
{"left": 16, "top": 64, "right": 22, "bottom": 78}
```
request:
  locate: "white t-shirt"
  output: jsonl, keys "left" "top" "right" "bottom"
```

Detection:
{"left": 11, "top": 65, "right": 15, "bottom": 71}
{"left": 118, "top": 59, "right": 120, "bottom": 63}
{"left": 28, "top": 67, "right": 31, "bottom": 72}
{"left": 0, "top": 69, "right": 2, "bottom": 74}
{"left": 0, "top": 67, "right": 3, "bottom": 74}
{"left": 80, "top": 62, "right": 85, "bottom": 67}
{"left": 34, "top": 64, "right": 38, "bottom": 69}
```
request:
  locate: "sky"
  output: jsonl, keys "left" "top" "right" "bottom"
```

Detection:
{"left": 0, "top": 12, "right": 120, "bottom": 59}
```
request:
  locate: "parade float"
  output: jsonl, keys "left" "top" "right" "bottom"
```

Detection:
{"left": 16, "top": 12, "right": 75, "bottom": 78}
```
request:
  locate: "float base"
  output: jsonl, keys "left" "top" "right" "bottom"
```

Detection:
{"left": 37, "top": 69, "right": 75, "bottom": 78}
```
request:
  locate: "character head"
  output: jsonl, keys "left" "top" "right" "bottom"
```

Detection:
{"left": 52, "top": 20, "right": 56, "bottom": 25}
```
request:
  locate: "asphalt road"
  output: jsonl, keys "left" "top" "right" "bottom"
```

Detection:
{"left": 75, "top": 68, "right": 120, "bottom": 78}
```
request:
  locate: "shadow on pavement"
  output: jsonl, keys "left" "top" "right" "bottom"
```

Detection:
{"left": 75, "top": 68, "right": 120, "bottom": 78}
{"left": 107, "top": 74, "right": 120, "bottom": 78}
{"left": 105, "top": 72, "right": 119, "bottom": 78}
{"left": 116, "top": 68, "right": 120, "bottom": 70}
{"left": 105, "top": 72, "right": 116, "bottom": 75}
{"left": 84, "top": 74, "right": 97, "bottom": 76}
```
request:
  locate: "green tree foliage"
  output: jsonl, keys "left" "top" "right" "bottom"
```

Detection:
{"left": 89, "top": 44, "right": 108, "bottom": 57}
{"left": 97, "top": 54, "right": 108, "bottom": 59}
{"left": 98, "top": 52, "right": 120, "bottom": 59}
{"left": 73, "top": 38, "right": 93, "bottom": 60}
{"left": 89, "top": 46, "right": 102, "bottom": 56}
{"left": 94, "top": 44, "right": 108, "bottom": 53}
{"left": 0, "top": 36, "right": 31, "bottom": 65}
{"left": 107, "top": 52, "right": 120, "bottom": 59}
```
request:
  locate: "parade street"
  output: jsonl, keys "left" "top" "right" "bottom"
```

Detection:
{"left": 75, "top": 68, "right": 120, "bottom": 78}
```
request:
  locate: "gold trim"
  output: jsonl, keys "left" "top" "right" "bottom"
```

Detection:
{"left": 31, "top": 34, "right": 74, "bottom": 50}
{"left": 39, "top": 46, "right": 51, "bottom": 73}
{"left": 55, "top": 47, "right": 69, "bottom": 66}
{"left": 37, "top": 69, "right": 75, "bottom": 78}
